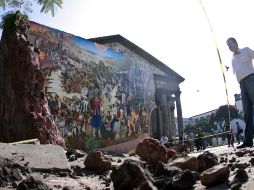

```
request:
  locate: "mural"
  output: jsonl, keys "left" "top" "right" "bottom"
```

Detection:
{"left": 29, "top": 21, "right": 155, "bottom": 146}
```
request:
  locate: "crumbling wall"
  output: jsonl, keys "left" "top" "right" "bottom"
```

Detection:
{"left": 0, "top": 12, "right": 65, "bottom": 148}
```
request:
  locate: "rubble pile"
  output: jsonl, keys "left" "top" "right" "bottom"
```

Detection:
{"left": 0, "top": 156, "right": 23, "bottom": 187}
{"left": 1, "top": 138, "right": 254, "bottom": 189}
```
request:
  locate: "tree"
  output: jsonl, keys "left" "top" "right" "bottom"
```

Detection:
{"left": 0, "top": 0, "right": 62, "bottom": 16}
{"left": 214, "top": 105, "right": 239, "bottom": 131}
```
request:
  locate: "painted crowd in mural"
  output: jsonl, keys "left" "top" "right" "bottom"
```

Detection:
{"left": 29, "top": 21, "right": 156, "bottom": 146}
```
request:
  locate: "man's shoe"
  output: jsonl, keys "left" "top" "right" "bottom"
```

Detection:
{"left": 236, "top": 143, "right": 253, "bottom": 149}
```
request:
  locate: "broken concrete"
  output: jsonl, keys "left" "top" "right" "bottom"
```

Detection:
{"left": 0, "top": 143, "right": 70, "bottom": 172}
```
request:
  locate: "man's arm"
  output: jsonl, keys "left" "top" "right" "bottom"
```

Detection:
{"left": 246, "top": 47, "right": 254, "bottom": 59}
{"left": 232, "top": 59, "right": 236, "bottom": 75}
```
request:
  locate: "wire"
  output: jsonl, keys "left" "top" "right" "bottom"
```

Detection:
{"left": 198, "top": 0, "right": 231, "bottom": 124}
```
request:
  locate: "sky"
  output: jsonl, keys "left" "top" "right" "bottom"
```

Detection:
{"left": 1, "top": 0, "right": 254, "bottom": 118}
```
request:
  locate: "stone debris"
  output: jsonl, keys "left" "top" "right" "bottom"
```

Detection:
{"left": 1, "top": 138, "right": 254, "bottom": 189}
{"left": 250, "top": 157, "right": 254, "bottom": 165}
{"left": 166, "top": 148, "right": 177, "bottom": 159}
{"left": 84, "top": 150, "right": 112, "bottom": 171}
{"left": 197, "top": 151, "right": 218, "bottom": 172}
{"left": 171, "top": 169, "right": 198, "bottom": 189}
{"left": 154, "top": 161, "right": 182, "bottom": 177}
{"left": 0, "top": 143, "right": 70, "bottom": 172}
{"left": 0, "top": 156, "right": 23, "bottom": 187}
{"left": 200, "top": 165, "right": 230, "bottom": 187}
{"left": 135, "top": 138, "right": 168, "bottom": 165}
{"left": 110, "top": 159, "right": 155, "bottom": 190}
{"left": 171, "top": 156, "right": 198, "bottom": 171}
{"left": 16, "top": 175, "right": 51, "bottom": 190}
{"left": 229, "top": 168, "right": 249, "bottom": 190}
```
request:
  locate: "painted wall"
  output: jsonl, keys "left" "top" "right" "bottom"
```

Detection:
{"left": 29, "top": 22, "right": 155, "bottom": 146}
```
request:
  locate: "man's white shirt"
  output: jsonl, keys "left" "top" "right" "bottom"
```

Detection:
{"left": 232, "top": 47, "right": 254, "bottom": 83}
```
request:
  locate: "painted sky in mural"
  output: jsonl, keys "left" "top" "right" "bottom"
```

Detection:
{"left": 29, "top": 21, "right": 155, "bottom": 145}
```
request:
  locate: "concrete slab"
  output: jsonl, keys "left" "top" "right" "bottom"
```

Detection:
{"left": 100, "top": 133, "right": 148, "bottom": 153}
{"left": 0, "top": 143, "right": 70, "bottom": 172}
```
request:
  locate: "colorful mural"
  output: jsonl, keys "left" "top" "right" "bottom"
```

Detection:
{"left": 29, "top": 21, "right": 155, "bottom": 146}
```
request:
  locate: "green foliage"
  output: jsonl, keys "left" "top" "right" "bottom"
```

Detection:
{"left": 36, "top": 0, "right": 62, "bottom": 16}
{"left": 208, "top": 113, "right": 215, "bottom": 126}
{"left": 85, "top": 137, "right": 102, "bottom": 151}
{"left": 65, "top": 134, "right": 103, "bottom": 151}
{"left": 214, "top": 105, "right": 239, "bottom": 124}
{"left": 0, "top": 11, "right": 28, "bottom": 36}
{"left": 0, "top": 11, "right": 16, "bottom": 32}
{"left": 0, "top": 0, "right": 10, "bottom": 9}
{"left": 8, "top": 0, "right": 33, "bottom": 14}
{"left": 185, "top": 124, "right": 199, "bottom": 133}
{"left": 0, "top": 0, "right": 63, "bottom": 16}
{"left": 65, "top": 134, "right": 87, "bottom": 151}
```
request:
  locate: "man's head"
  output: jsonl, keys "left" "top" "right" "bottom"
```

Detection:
{"left": 227, "top": 37, "right": 238, "bottom": 54}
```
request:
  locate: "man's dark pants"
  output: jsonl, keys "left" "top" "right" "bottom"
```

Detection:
{"left": 240, "top": 74, "right": 254, "bottom": 145}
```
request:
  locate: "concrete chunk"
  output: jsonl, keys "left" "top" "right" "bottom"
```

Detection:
{"left": 0, "top": 143, "right": 70, "bottom": 172}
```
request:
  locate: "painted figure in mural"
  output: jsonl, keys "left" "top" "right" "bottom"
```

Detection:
{"left": 100, "top": 111, "right": 118, "bottom": 140}
{"left": 104, "top": 111, "right": 112, "bottom": 131}
{"left": 51, "top": 94, "right": 60, "bottom": 116}
{"left": 91, "top": 95, "right": 102, "bottom": 129}
{"left": 226, "top": 37, "right": 254, "bottom": 149}
{"left": 79, "top": 96, "right": 89, "bottom": 113}
{"left": 81, "top": 115, "right": 88, "bottom": 135}
{"left": 104, "top": 82, "right": 113, "bottom": 102}
{"left": 58, "top": 113, "right": 66, "bottom": 137}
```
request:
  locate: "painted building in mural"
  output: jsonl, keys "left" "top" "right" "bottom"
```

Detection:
{"left": 89, "top": 35, "right": 185, "bottom": 140}
{"left": 29, "top": 21, "right": 185, "bottom": 146}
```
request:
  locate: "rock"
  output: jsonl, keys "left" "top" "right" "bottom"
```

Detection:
{"left": 84, "top": 151, "right": 112, "bottom": 171}
{"left": 0, "top": 11, "right": 65, "bottom": 148}
{"left": 172, "top": 169, "right": 198, "bottom": 189}
{"left": 250, "top": 158, "right": 254, "bottom": 165}
{"left": 62, "top": 186, "right": 74, "bottom": 190}
{"left": 235, "top": 150, "right": 248, "bottom": 157}
{"left": 197, "top": 151, "right": 218, "bottom": 172}
{"left": 229, "top": 180, "right": 242, "bottom": 190}
{"left": 167, "top": 148, "right": 177, "bottom": 159}
{"left": 135, "top": 138, "right": 168, "bottom": 165}
{"left": 171, "top": 156, "right": 198, "bottom": 171}
{"left": 153, "top": 175, "right": 172, "bottom": 190}
{"left": 74, "top": 149, "right": 86, "bottom": 158}
{"left": 154, "top": 161, "right": 182, "bottom": 177}
{"left": 16, "top": 175, "right": 51, "bottom": 190}
{"left": 171, "top": 143, "right": 188, "bottom": 154}
{"left": 0, "top": 156, "right": 23, "bottom": 187}
{"left": 234, "top": 168, "right": 248, "bottom": 182}
{"left": 220, "top": 157, "right": 226, "bottom": 163}
{"left": 231, "top": 163, "right": 249, "bottom": 170}
{"left": 139, "top": 180, "right": 158, "bottom": 190}
{"left": 229, "top": 157, "right": 236, "bottom": 163}
{"left": 110, "top": 159, "right": 156, "bottom": 190}
{"left": 229, "top": 169, "right": 248, "bottom": 190}
{"left": 200, "top": 165, "right": 230, "bottom": 187}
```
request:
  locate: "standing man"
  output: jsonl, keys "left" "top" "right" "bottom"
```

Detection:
{"left": 226, "top": 37, "right": 254, "bottom": 149}
{"left": 236, "top": 121, "right": 243, "bottom": 144}
{"left": 160, "top": 133, "right": 168, "bottom": 144}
